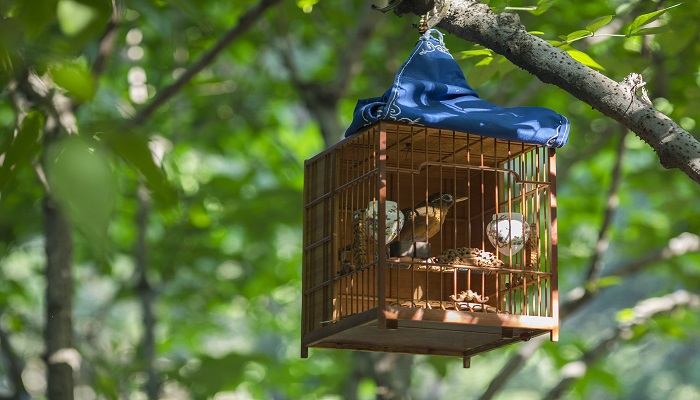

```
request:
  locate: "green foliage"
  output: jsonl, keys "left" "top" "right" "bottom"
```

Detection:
{"left": 50, "top": 61, "right": 96, "bottom": 102}
{"left": 585, "top": 15, "right": 614, "bottom": 33}
{"left": 0, "top": 111, "right": 43, "bottom": 194}
{"left": 566, "top": 49, "right": 606, "bottom": 70}
{"left": 45, "top": 135, "right": 116, "bottom": 254}
{"left": 2, "top": 0, "right": 700, "bottom": 399}
{"left": 101, "top": 131, "right": 177, "bottom": 207}
{"left": 626, "top": 3, "right": 682, "bottom": 36}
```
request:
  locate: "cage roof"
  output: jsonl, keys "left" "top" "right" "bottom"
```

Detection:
{"left": 344, "top": 29, "right": 570, "bottom": 148}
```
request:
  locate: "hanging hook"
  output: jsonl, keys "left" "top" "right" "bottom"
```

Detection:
{"left": 424, "top": 0, "right": 451, "bottom": 29}
{"left": 418, "top": 14, "right": 429, "bottom": 35}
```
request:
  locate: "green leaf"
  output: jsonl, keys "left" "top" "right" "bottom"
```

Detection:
{"left": 296, "top": 0, "right": 319, "bottom": 13}
{"left": 51, "top": 62, "right": 96, "bottom": 102}
{"left": 627, "top": 25, "right": 672, "bottom": 36}
{"left": 57, "top": 0, "right": 100, "bottom": 37}
{"left": 101, "top": 132, "right": 177, "bottom": 207}
{"left": 627, "top": 3, "right": 682, "bottom": 35}
{"left": 45, "top": 135, "right": 116, "bottom": 255}
{"left": 467, "top": 57, "right": 496, "bottom": 87}
{"left": 597, "top": 275, "right": 622, "bottom": 288}
{"left": 547, "top": 40, "right": 565, "bottom": 47}
{"left": 585, "top": 15, "right": 614, "bottom": 33}
{"left": 529, "top": 0, "right": 554, "bottom": 16}
{"left": 457, "top": 49, "right": 493, "bottom": 59}
{"left": 18, "top": 0, "right": 59, "bottom": 38}
{"left": 0, "top": 111, "right": 44, "bottom": 193}
{"left": 566, "top": 30, "right": 592, "bottom": 42}
{"left": 616, "top": 308, "right": 635, "bottom": 323}
{"left": 567, "top": 49, "right": 606, "bottom": 70}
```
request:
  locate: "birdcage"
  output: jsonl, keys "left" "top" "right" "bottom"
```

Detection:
{"left": 301, "top": 121, "right": 558, "bottom": 366}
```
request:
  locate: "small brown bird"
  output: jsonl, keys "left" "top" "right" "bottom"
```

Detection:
{"left": 399, "top": 193, "right": 468, "bottom": 242}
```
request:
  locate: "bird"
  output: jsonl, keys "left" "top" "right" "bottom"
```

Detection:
{"left": 399, "top": 193, "right": 468, "bottom": 242}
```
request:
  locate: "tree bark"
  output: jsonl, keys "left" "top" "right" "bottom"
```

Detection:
{"left": 394, "top": 0, "right": 700, "bottom": 184}
{"left": 44, "top": 122, "right": 75, "bottom": 400}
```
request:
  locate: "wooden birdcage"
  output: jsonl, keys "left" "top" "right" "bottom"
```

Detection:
{"left": 301, "top": 121, "right": 558, "bottom": 367}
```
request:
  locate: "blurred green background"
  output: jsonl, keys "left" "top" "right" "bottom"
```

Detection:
{"left": 1, "top": 0, "right": 699, "bottom": 398}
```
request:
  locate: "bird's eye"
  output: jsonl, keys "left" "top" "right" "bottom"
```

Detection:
{"left": 443, "top": 194, "right": 453, "bottom": 202}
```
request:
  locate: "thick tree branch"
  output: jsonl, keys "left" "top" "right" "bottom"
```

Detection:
{"left": 130, "top": 0, "right": 281, "bottom": 127}
{"left": 395, "top": 0, "right": 700, "bottom": 184}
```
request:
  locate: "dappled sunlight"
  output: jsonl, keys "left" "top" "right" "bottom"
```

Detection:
{"left": 2, "top": 0, "right": 700, "bottom": 398}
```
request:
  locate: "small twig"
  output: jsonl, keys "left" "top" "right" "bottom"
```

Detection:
{"left": 135, "top": 183, "right": 159, "bottom": 399}
{"left": 130, "top": 0, "right": 281, "bottom": 127}
{"left": 0, "top": 318, "right": 29, "bottom": 398}
{"left": 91, "top": 0, "right": 121, "bottom": 78}
{"left": 583, "top": 131, "right": 626, "bottom": 283}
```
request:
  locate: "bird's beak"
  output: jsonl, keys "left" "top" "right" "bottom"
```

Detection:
{"left": 455, "top": 196, "right": 468, "bottom": 203}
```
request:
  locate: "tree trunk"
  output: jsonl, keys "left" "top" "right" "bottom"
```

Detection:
{"left": 44, "top": 194, "right": 75, "bottom": 399}
{"left": 136, "top": 184, "right": 159, "bottom": 399}
{"left": 44, "top": 124, "right": 75, "bottom": 400}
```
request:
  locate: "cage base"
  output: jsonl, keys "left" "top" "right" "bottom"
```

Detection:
{"left": 302, "top": 307, "right": 556, "bottom": 364}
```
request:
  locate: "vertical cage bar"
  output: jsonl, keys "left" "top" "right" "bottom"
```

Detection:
{"left": 549, "top": 148, "right": 559, "bottom": 341}
{"left": 328, "top": 152, "right": 337, "bottom": 322}
{"left": 377, "top": 122, "right": 388, "bottom": 328}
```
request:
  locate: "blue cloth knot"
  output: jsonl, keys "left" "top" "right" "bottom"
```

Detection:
{"left": 344, "top": 29, "right": 570, "bottom": 148}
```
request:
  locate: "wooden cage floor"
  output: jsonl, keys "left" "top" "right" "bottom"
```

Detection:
{"left": 303, "top": 307, "right": 557, "bottom": 360}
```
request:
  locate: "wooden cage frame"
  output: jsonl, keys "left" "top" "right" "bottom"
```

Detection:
{"left": 302, "top": 121, "right": 559, "bottom": 366}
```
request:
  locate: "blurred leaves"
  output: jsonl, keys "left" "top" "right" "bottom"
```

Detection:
{"left": 0, "top": 111, "right": 43, "bottom": 195}
{"left": 101, "top": 131, "right": 177, "bottom": 208}
{"left": 50, "top": 61, "right": 96, "bottom": 102}
{"left": 1, "top": 0, "right": 700, "bottom": 399}
{"left": 45, "top": 135, "right": 115, "bottom": 253}
{"left": 57, "top": 0, "right": 102, "bottom": 37}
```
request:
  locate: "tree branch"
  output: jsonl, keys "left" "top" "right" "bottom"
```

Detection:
{"left": 562, "top": 231, "right": 700, "bottom": 317}
{"left": 0, "top": 317, "right": 29, "bottom": 398}
{"left": 395, "top": 0, "right": 700, "bottom": 184}
{"left": 583, "top": 132, "right": 626, "bottom": 283}
{"left": 135, "top": 184, "right": 159, "bottom": 399}
{"left": 479, "top": 231, "right": 700, "bottom": 399}
{"left": 276, "top": 3, "right": 382, "bottom": 146}
{"left": 478, "top": 334, "right": 549, "bottom": 400}
{"left": 91, "top": 0, "right": 121, "bottom": 78}
{"left": 544, "top": 290, "right": 700, "bottom": 400}
{"left": 480, "top": 137, "right": 623, "bottom": 400}
{"left": 130, "top": 0, "right": 281, "bottom": 127}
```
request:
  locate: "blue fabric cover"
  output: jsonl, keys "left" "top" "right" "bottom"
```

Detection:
{"left": 344, "top": 30, "right": 569, "bottom": 148}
